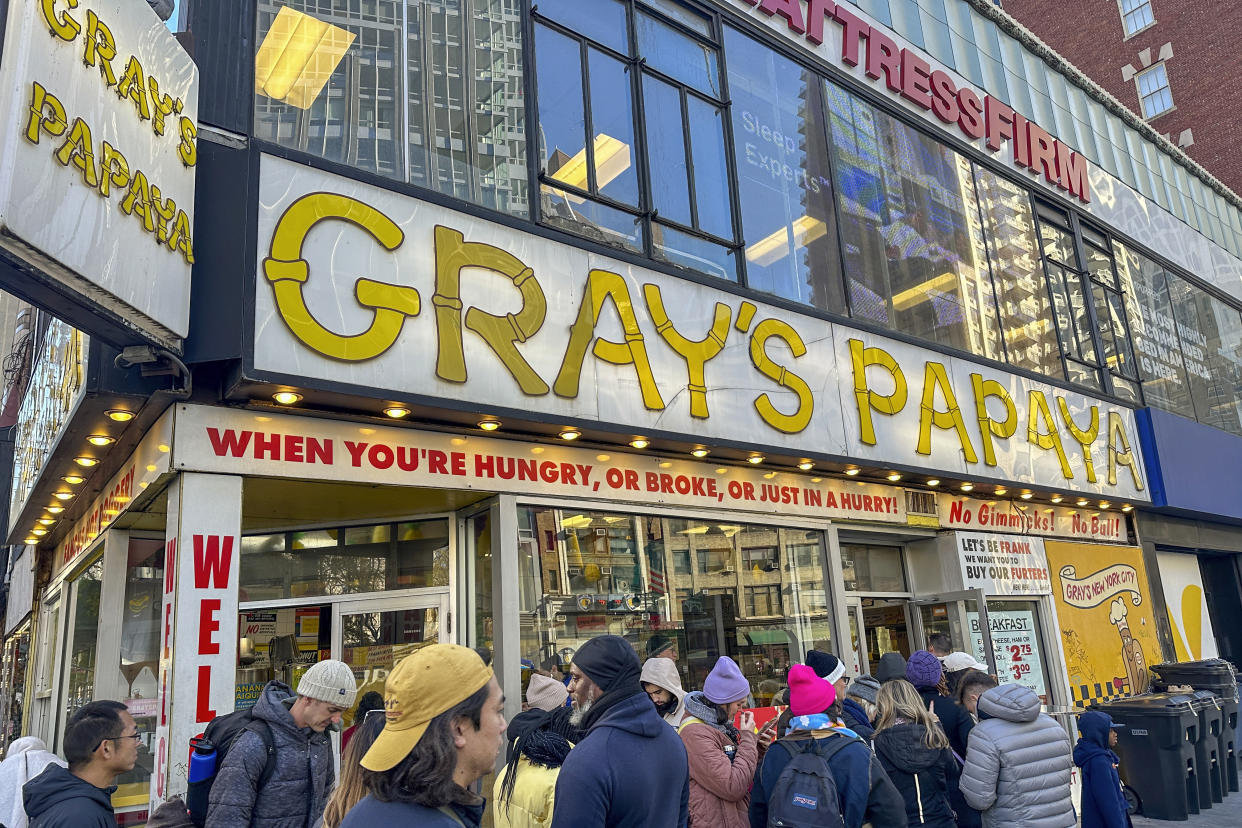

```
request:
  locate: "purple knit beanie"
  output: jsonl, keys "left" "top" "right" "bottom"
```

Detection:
{"left": 703, "top": 656, "right": 750, "bottom": 704}
{"left": 906, "top": 650, "right": 944, "bottom": 689}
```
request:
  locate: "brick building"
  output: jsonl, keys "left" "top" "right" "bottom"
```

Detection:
{"left": 1004, "top": 0, "right": 1242, "bottom": 194}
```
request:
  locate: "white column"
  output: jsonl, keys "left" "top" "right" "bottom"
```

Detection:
{"left": 93, "top": 529, "right": 130, "bottom": 702}
{"left": 150, "top": 473, "right": 243, "bottom": 804}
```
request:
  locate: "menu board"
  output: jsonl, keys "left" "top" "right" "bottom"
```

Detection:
{"left": 968, "top": 609, "right": 1047, "bottom": 698}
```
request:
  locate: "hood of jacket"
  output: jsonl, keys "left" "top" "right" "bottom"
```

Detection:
{"left": 977, "top": 683, "right": 1040, "bottom": 723}
{"left": 22, "top": 763, "right": 114, "bottom": 820}
{"left": 641, "top": 657, "right": 685, "bottom": 700}
{"left": 1074, "top": 710, "right": 1119, "bottom": 768}
{"left": 591, "top": 690, "right": 668, "bottom": 739}
{"left": 874, "top": 723, "right": 944, "bottom": 772}
{"left": 251, "top": 680, "right": 321, "bottom": 742}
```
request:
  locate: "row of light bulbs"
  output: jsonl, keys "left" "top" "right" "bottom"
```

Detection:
{"left": 270, "top": 391, "right": 1135, "bottom": 514}
{"left": 24, "top": 409, "right": 135, "bottom": 545}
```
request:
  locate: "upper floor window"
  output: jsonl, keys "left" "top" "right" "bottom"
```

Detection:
{"left": 534, "top": 0, "right": 739, "bottom": 280}
{"left": 1136, "top": 63, "right": 1173, "bottom": 118}
{"left": 254, "top": 1, "right": 529, "bottom": 216}
{"left": 1119, "top": 0, "right": 1155, "bottom": 36}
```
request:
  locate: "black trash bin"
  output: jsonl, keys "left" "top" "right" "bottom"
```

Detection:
{"left": 1153, "top": 659, "right": 1239, "bottom": 793}
{"left": 1190, "top": 691, "right": 1225, "bottom": 805}
{"left": 1093, "top": 693, "right": 1200, "bottom": 820}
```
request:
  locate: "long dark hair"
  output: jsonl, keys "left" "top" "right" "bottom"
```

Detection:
{"left": 363, "top": 683, "right": 490, "bottom": 808}
{"left": 322, "top": 710, "right": 385, "bottom": 828}
{"left": 498, "top": 726, "right": 571, "bottom": 817}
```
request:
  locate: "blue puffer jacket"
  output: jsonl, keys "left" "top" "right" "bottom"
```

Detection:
{"left": 549, "top": 692, "right": 689, "bottom": 828}
{"left": 1074, "top": 711, "right": 1132, "bottom": 828}
{"left": 339, "top": 798, "right": 484, "bottom": 828}
{"left": 206, "top": 682, "right": 334, "bottom": 828}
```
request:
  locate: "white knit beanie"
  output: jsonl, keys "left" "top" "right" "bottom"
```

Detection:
{"left": 525, "top": 673, "right": 569, "bottom": 712}
{"left": 297, "top": 660, "right": 358, "bottom": 708}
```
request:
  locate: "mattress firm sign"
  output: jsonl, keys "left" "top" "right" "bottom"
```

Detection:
{"left": 173, "top": 404, "right": 907, "bottom": 523}
{"left": 253, "top": 155, "right": 1147, "bottom": 500}
{"left": 0, "top": 0, "right": 198, "bottom": 345}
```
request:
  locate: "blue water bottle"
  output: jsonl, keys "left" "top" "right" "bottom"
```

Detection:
{"left": 188, "top": 736, "right": 217, "bottom": 783}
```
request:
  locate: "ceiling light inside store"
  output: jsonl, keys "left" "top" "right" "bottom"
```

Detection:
{"left": 629, "top": 437, "right": 649, "bottom": 449}
{"left": 1099, "top": 501, "right": 1110, "bottom": 509}
{"left": 1122, "top": 504, "right": 1133, "bottom": 512}
{"left": 105, "top": 409, "right": 134, "bottom": 422}
{"left": 886, "top": 472, "right": 902, "bottom": 482}
{"left": 561, "top": 515, "right": 593, "bottom": 529}
{"left": 63, "top": 474, "right": 85, "bottom": 485}
{"left": 31, "top": 528, "right": 46, "bottom": 537}
{"left": 545, "top": 134, "right": 632, "bottom": 201}
{"left": 747, "top": 454, "right": 765, "bottom": 464}
{"left": 24, "top": 537, "right": 38, "bottom": 545}
{"left": 745, "top": 215, "right": 828, "bottom": 267}
{"left": 994, "top": 487, "right": 1007, "bottom": 496}
{"left": 478, "top": 418, "right": 501, "bottom": 431}
{"left": 692, "top": 448, "right": 710, "bottom": 458}
{"left": 47, "top": 506, "right": 64, "bottom": 514}
{"left": 844, "top": 467, "right": 860, "bottom": 476}
{"left": 960, "top": 482, "right": 974, "bottom": 491}
{"left": 272, "top": 391, "right": 302, "bottom": 405}
{"left": 254, "top": 6, "right": 356, "bottom": 109}
{"left": 559, "top": 428, "right": 580, "bottom": 441}
{"left": 797, "top": 460, "right": 814, "bottom": 471}
{"left": 1077, "top": 498, "right": 1089, "bottom": 506}
{"left": 679, "top": 526, "right": 709, "bottom": 535}
{"left": 87, "top": 435, "right": 115, "bottom": 447}
{"left": 37, "top": 518, "right": 54, "bottom": 526}
{"left": 53, "top": 492, "right": 74, "bottom": 501}
{"left": 74, "top": 457, "right": 98, "bottom": 467}
{"left": 925, "top": 479, "right": 940, "bottom": 487}
{"left": 383, "top": 406, "right": 410, "bottom": 418}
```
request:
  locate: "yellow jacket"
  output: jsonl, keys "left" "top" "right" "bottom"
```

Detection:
{"left": 492, "top": 756, "right": 561, "bottom": 828}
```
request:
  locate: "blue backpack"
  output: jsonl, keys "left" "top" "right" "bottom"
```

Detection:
{"left": 765, "top": 735, "right": 857, "bottom": 827}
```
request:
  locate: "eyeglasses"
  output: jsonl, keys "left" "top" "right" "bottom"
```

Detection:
{"left": 94, "top": 732, "right": 142, "bottom": 751}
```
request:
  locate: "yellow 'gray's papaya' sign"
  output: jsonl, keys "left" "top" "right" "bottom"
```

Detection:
{"left": 253, "top": 154, "right": 1147, "bottom": 501}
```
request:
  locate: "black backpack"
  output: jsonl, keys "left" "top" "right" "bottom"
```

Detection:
{"left": 765, "top": 734, "right": 857, "bottom": 827}
{"left": 186, "top": 709, "right": 276, "bottom": 827}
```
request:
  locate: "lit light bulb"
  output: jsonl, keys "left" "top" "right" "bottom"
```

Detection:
{"left": 797, "top": 460, "right": 814, "bottom": 471}
{"left": 478, "top": 418, "right": 501, "bottom": 431}
{"left": 691, "top": 448, "right": 710, "bottom": 459}
{"left": 272, "top": 391, "right": 303, "bottom": 405}
{"left": 747, "top": 455, "right": 765, "bottom": 465}
{"left": 87, "top": 435, "right": 115, "bottom": 447}
{"left": 559, "top": 428, "right": 580, "bottom": 441}
{"left": 106, "top": 409, "right": 135, "bottom": 422}
{"left": 383, "top": 406, "right": 410, "bottom": 418}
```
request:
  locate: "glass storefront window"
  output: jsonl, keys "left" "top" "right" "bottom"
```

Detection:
{"left": 240, "top": 518, "right": 450, "bottom": 601}
{"left": 840, "top": 544, "right": 907, "bottom": 592}
{"left": 516, "top": 506, "right": 830, "bottom": 704}
{"left": 254, "top": 0, "right": 528, "bottom": 216}
{"left": 116, "top": 539, "right": 164, "bottom": 809}
{"left": 972, "top": 599, "right": 1051, "bottom": 703}
{"left": 726, "top": 26, "right": 843, "bottom": 312}
{"left": 61, "top": 561, "right": 103, "bottom": 715}
{"left": 1167, "top": 274, "right": 1242, "bottom": 436}
{"left": 826, "top": 83, "right": 1003, "bottom": 360}
{"left": 0, "top": 625, "right": 30, "bottom": 753}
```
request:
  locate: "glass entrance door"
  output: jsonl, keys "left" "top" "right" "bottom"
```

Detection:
{"left": 331, "top": 591, "right": 450, "bottom": 707}
{"left": 910, "top": 590, "right": 998, "bottom": 679}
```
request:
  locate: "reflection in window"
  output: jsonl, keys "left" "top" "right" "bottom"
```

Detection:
{"left": 827, "top": 83, "right": 1003, "bottom": 359}
{"left": 840, "top": 544, "right": 907, "bottom": 592}
{"left": 1035, "top": 206, "right": 1104, "bottom": 391}
{"left": 63, "top": 561, "right": 103, "bottom": 715}
{"left": 535, "top": 0, "right": 738, "bottom": 276}
{"left": 516, "top": 506, "right": 829, "bottom": 709}
{"left": 254, "top": 1, "right": 527, "bottom": 216}
{"left": 1082, "top": 227, "right": 1140, "bottom": 402}
{"left": 974, "top": 167, "right": 1063, "bottom": 379}
{"left": 726, "top": 26, "right": 843, "bottom": 312}
{"left": 240, "top": 519, "right": 449, "bottom": 601}
{"left": 1167, "top": 275, "right": 1242, "bottom": 436}
{"left": 116, "top": 539, "right": 164, "bottom": 805}
{"left": 1115, "top": 242, "right": 1196, "bottom": 419}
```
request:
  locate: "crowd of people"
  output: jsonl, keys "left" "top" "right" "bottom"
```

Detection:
{"left": 0, "top": 632, "right": 1136, "bottom": 828}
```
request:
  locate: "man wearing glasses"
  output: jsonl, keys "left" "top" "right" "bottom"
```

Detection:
{"left": 22, "top": 700, "right": 139, "bottom": 827}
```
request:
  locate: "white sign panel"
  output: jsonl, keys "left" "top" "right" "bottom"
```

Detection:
{"left": 0, "top": 0, "right": 198, "bottom": 344}
{"left": 969, "top": 609, "right": 1047, "bottom": 697}
{"left": 938, "top": 494, "right": 1128, "bottom": 544}
{"left": 1156, "top": 551, "right": 1218, "bottom": 661}
{"left": 171, "top": 404, "right": 907, "bottom": 523}
{"left": 956, "top": 532, "right": 1051, "bottom": 596}
{"left": 253, "top": 155, "right": 1148, "bottom": 500}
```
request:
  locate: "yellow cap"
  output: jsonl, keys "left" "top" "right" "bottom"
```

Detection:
{"left": 361, "top": 643, "right": 494, "bottom": 772}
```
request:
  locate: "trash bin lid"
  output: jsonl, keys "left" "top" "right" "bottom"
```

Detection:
{"left": 1093, "top": 692, "right": 1197, "bottom": 714}
{"left": 1153, "top": 660, "right": 1238, "bottom": 683}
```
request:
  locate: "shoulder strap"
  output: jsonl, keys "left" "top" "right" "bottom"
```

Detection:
{"left": 678, "top": 716, "right": 706, "bottom": 734}
{"left": 247, "top": 720, "right": 277, "bottom": 788}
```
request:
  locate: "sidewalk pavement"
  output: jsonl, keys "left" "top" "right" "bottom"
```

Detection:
{"left": 1132, "top": 804, "right": 1240, "bottom": 827}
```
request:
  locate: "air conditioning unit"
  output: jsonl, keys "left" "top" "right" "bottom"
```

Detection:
{"left": 905, "top": 490, "right": 938, "bottom": 518}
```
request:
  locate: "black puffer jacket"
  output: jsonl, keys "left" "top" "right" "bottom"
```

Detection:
{"left": 206, "top": 682, "right": 334, "bottom": 828}
{"left": 873, "top": 723, "right": 959, "bottom": 828}
{"left": 23, "top": 764, "right": 116, "bottom": 828}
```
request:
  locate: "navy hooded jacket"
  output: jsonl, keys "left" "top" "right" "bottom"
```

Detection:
{"left": 23, "top": 764, "right": 116, "bottom": 828}
{"left": 840, "top": 698, "right": 876, "bottom": 740}
{"left": 1074, "top": 711, "right": 1131, "bottom": 828}
{"left": 549, "top": 691, "right": 689, "bottom": 828}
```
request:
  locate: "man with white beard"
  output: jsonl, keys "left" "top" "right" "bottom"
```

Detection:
{"left": 550, "top": 636, "right": 689, "bottom": 828}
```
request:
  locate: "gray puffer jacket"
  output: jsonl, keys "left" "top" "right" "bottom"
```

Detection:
{"left": 205, "top": 682, "right": 335, "bottom": 828}
{"left": 959, "top": 684, "right": 1075, "bottom": 828}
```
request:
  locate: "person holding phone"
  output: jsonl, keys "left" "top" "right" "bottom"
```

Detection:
{"left": 678, "top": 656, "right": 763, "bottom": 828}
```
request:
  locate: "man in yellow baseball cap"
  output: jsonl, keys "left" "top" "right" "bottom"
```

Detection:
{"left": 339, "top": 644, "right": 506, "bottom": 828}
